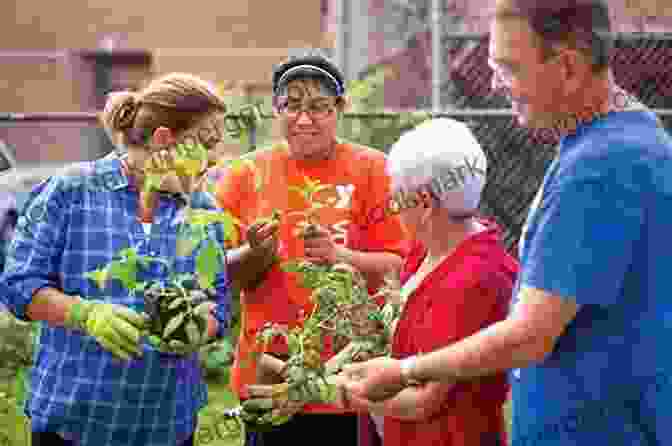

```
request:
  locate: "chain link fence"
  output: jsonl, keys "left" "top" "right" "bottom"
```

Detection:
{"left": 340, "top": 32, "right": 672, "bottom": 255}
{"left": 439, "top": 32, "right": 672, "bottom": 253}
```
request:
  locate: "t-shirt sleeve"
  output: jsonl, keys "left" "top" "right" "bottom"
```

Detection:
{"left": 521, "top": 153, "right": 645, "bottom": 306}
{"left": 352, "top": 154, "right": 408, "bottom": 258}
{"left": 214, "top": 164, "right": 256, "bottom": 247}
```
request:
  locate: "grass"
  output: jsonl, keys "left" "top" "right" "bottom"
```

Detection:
{"left": 1, "top": 374, "right": 512, "bottom": 446}
{"left": 0, "top": 374, "right": 244, "bottom": 446}
{"left": 194, "top": 376, "right": 243, "bottom": 446}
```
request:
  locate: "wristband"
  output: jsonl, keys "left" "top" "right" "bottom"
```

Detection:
{"left": 400, "top": 355, "right": 421, "bottom": 387}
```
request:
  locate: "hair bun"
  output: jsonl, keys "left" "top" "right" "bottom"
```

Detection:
{"left": 111, "top": 93, "right": 140, "bottom": 131}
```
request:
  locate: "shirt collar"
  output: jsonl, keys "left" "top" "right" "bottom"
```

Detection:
{"left": 102, "top": 154, "right": 195, "bottom": 208}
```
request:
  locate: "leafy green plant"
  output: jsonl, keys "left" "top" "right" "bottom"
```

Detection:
{"left": 84, "top": 142, "right": 241, "bottom": 351}
{"left": 339, "top": 65, "right": 430, "bottom": 152}
{"left": 217, "top": 175, "right": 403, "bottom": 432}
{"left": 0, "top": 313, "right": 36, "bottom": 378}
{"left": 226, "top": 262, "right": 402, "bottom": 432}
{"left": 199, "top": 336, "right": 235, "bottom": 380}
{"left": 286, "top": 176, "right": 337, "bottom": 239}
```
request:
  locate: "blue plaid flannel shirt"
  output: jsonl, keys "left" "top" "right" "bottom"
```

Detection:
{"left": 0, "top": 156, "right": 231, "bottom": 446}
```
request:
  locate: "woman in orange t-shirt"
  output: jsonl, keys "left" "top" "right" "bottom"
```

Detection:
{"left": 214, "top": 50, "right": 408, "bottom": 446}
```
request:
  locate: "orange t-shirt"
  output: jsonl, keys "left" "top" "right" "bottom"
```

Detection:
{"left": 215, "top": 141, "right": 408, "bottom": 414}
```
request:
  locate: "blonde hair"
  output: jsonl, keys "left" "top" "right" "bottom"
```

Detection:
{"left": 100, "top": 72, "right": 227, "bottom": 147}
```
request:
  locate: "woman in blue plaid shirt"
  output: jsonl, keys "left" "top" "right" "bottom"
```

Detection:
{"left": 0, "top": 73, "right": 232, "bottom": 446}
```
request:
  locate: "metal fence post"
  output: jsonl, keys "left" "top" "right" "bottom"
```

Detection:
{"left": 431, "top": 0, "right": 442, "bottom": 114}
{"left": 248, "top": 122, "right": 257, "bottom": 153}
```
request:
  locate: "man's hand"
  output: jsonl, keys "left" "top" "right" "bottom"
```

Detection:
{"left": 64, "top": 297, "right": 149, "bottom": 361}
{"left": 303, "top": 224, "right": 340, "bottom": 264}
{"left": 256, "top": 353, "right": 289, "bottom": 385}
{"left": 343, "top": 357, "right": 406, "bottom": 402}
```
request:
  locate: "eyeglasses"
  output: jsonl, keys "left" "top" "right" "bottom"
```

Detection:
{"left": 277, "top": 98, "right": 338, "bottom": 120}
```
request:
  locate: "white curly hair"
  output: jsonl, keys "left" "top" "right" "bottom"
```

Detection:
{"left": 386, "top": 118, "right": 487, "bottom": 216}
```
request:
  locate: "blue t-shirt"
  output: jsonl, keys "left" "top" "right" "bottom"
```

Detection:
{"left": 510, "top": 110, "right": 672, "bottom": 446}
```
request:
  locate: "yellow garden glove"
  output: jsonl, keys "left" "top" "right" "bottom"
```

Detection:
{"left": 64, "top": 297, "right": 149, "bottom": 360}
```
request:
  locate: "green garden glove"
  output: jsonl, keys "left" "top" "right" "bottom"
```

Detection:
{"left": 146, "top": 310, "right": 211, "bottom": 356}
{"left": 64, "top": 297, "right": 149, "bottom": 360}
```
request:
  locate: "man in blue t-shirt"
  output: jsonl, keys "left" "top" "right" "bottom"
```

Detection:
{"left": 339, "top": 1, "right": 672, "bottom": 445}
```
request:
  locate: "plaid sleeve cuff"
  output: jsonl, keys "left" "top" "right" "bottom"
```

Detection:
{"left": 211, "top": 271, "right": 231, "bottom": 339}
{"left": 211, "top": 301, "right": 230, "bottom": 339}
{"left": 3, "top": 278, "right": 56, "bottom": 322}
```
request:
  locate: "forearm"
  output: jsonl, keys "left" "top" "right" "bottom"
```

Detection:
{"left": 335, "top": 247, "right": 401, "bottom": 279}
{"left": 413, "top": 317, "right": 546, "bottom": 383}
{"left": 374, "top": 384, "right": 447, "bottom": 421}
{"left": 225, "top": 242, "right": 277, "bottom": 293}
{"left": 25, "top": 287, "right": 78, "bottom": 327}
{"left": 207, "top": 315, "right": 218, "bottom": 338}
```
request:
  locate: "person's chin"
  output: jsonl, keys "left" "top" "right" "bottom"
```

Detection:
{"left": 290, "top": 134, "right": 320, "bottom": 146}
{"left": 288, "top": 138, "right": 328, "bottom": 158}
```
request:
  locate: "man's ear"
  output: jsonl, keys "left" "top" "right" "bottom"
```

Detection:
{"left": 554, "top": 46, "right": 586, "bottom": 95}
{"left": 152, "top": 127, "right": 176, "bottom": 147}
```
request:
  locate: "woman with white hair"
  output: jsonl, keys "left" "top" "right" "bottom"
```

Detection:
{"left": 349, "top": 118, "right": 519, "bottom": 446}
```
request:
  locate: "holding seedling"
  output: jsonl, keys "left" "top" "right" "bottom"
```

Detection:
{"left": 0, "top": 73, "right": 239, "bottom": 446}
{"left": 213, "top": 50, "right": 407, "bottom": 446}
{"left": 219, "top": 258, "right": 403, "bottom": 432}
{"left": 85, "top": 137, "right": 242, "bottom": 355}
{"left": 286, "top": 176, "right": 336, "bottom": 240}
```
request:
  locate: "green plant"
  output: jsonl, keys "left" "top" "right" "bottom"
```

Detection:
{"left": 223, "top": 262, "right": 401, "bottom": 432}
{"left": 286, "top": 176, "right": 337, "bottom": 239}
{"left": 216, "top": 176, "right": 403, "bottom": 432}
{"left": 199, "top": 336, "right": 235, "bottom": 380}
{"left": 0, "top": 313, "right": 36, "bottom": 378}
{"left": 84, "top": 142, "right": 241, "bottom": 350}
{"left": 338, "top": 65, "right": 430, "bottom": 152}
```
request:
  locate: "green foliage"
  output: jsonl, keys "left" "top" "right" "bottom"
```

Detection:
{"left": 338, "top": 65, "right": 430, "bottom": 152}
{"left": 0, "top": 312, "right": 37, "bottom": 379}
{"left": 84, "top": 141, "right": 238, "bottom": 350}
{"left": 0, "top": 310, "right": 37, "bottom": 444}
{"left": 234, "top": 261, "right": 402, "bottom": 431}
{"left": 218, "top": 91, "right": 274, "bottom": 152}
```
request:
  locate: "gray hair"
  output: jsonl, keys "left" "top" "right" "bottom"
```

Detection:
{"left": 386, "top": 118, "right": 487, "bottom": 216}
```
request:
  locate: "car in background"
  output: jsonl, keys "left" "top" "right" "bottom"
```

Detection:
{"left": 0, "top": 141, "right": 73, "bottom": 272}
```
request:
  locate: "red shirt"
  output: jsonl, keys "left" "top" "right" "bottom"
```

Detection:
{"left": 383, "top": 219, "right": 518, "bottom": 446}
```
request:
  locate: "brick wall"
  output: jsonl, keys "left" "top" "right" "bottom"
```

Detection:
{"left": 0, "top": 0, "right": 323, "bottom": 162}
{"left": 1, "top": 0, "right": 323, "bottom": 110}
